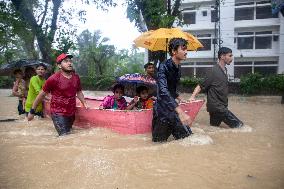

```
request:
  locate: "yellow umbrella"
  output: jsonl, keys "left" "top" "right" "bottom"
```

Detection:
{"left": 134, "top": 28, "right": 203, "bottom": 51}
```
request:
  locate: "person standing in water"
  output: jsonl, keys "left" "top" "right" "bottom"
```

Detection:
{"left": 12, "top": 69, "right": 26, "bottom": 115}
{"left": 28, "top": 53, "right": 88, "bottom": 136}
{"left": 152, "top": 38, "right": 193, "bottom": 142}
{"left": 189, "top": 47, "right": 243, "bottom": 128}
{"left": 25, "top": 64, "right": 47, "bottom": 117}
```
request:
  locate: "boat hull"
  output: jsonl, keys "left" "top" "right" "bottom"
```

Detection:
{"left": 44, "top": 97, "right": 204, "bottom": 135}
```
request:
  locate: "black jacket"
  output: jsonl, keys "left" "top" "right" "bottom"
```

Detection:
{"left": 154, "top": 58, "right": 180, "bottom": 122}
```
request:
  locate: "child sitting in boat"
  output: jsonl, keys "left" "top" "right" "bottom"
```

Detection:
{"left": 100, "top": 83, "right": 128, "bottom": 110}
{"left": 128, "top": 86, "right": 154, "bottom": 110}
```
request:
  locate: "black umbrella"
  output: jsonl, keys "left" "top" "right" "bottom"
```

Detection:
{"left": 0, "top": 59, "right": 52, "bottom": 76}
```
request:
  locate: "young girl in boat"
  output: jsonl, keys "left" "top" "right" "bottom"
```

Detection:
{"left": 100, "top": 83, "right": 129, "bottom": 110}
{"left": 127, "top": 86, "right": 154, "bottom": 110}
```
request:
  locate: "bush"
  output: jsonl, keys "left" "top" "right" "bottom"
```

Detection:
{"left": 240, "top": 73, "right": 262, "bottom": 94}
{"left": 80, "top": 76, "right": 115, "bottom": 90}
{"left": 179, "top": 77, "right": 202, "bottom": 93}
{"left": 240, "top": 73, "right": 284, "bottom": 95}
{"left": 94, "top": 76, "right": 116, "bottom": 90}
{"left": 180, "top": 77, "right": 202, "bottom": 88}
{"left": 0, "top": 76, "right": 14, "bottom": 88}
{"left": 80, "top": 76, "right": 94, "bottom": 90}
{"left": 262, "top": 74, "right": 284, "bottom": 93}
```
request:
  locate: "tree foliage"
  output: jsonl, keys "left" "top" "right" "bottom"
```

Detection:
{"left": 76, "top": 30, "right": 116, "bottom": 77}
{"left": 126, "top": 0, "right": 183, "bottom": 63}
{"left": 0, "top": 1, "right": 35, "bottom": 63}
{"left": 126, "top": 0, "right": 182, "bottom": 31}
{"left": 1, "top": 0, "right": 116, "bottom": 65}
{"left": 75, "top": 29, "right": 144, "bottom": 90}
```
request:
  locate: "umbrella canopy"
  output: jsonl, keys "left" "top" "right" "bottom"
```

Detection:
{"left": 133, "top": 27, "right": 203, "bottom": 51}
{"left": 0, "top": 59, "right": 52, "bottom": 76}
{"left": 117, "top": 73, "right": 156, "bottom": 97}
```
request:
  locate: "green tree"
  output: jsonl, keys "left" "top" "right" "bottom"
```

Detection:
{"left": 0, "top": 1, "right": 36, "bottom": 63}
{"left": 126, "top": 0, "right": 182, "bottom": 31}
{"left": 126, "top": 0, "right": 183, "bottom": 62}
{"left": 76, "top": 30, "right": 116, "bottom": 77}
{"left": 112, "top": 48, "right": 144, "bottom": 76}
{"left": 4, "top": 0, "right": 115, "bottom": 64}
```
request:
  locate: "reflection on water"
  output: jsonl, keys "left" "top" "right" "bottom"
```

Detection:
{"left": 0, "top": 89, "right": 283, "bottom": 189}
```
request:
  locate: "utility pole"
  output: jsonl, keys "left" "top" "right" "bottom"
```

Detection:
{"left": 213, "top": 0, "right": 221, "bottom": 62}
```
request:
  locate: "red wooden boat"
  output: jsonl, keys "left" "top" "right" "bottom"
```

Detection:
{"left": 44, "top": 97, "right": 204, "bottom": 135}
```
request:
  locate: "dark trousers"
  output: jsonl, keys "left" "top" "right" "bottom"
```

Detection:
{"left": 51, "top": 114, "right": 75, "bottom": 136}
{"left": 209, "top": 110, "right": 243, "bottom": 128}
{"left": 152, "top": 113, "right": 192, "bottom": 142}
{"left": 17, "top": 100, "right": 25, "bottom": 115}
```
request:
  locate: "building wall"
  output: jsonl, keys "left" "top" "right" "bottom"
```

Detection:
{"left": 180, "top": 0, "right": 284, "bottom": 79}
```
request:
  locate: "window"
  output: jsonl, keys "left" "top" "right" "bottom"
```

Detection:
{"left": 254, "top": 61, "right": 277, "bottom": 65}
{"left": 182, "top": 62, "right": 194, "bottom": 65}
{"left": 234, "top": 61, "right": 252, "bottom": 65}
{"left": 196, "top": 62, "right": 214, "bottom": 65}
{"left": 234, "top": 67, "right": 252, "bottom": 78}
{"left": 254, "top": 67, "right": 277, "bottom": 75}
{"left": 235, "top": 2, "right": 254, "bottom": 6}
{"left": 255, "top": 31, "right": 272, "bottom": 49}
{"left": 237, "top": 32, "right": 254, "bottom": 49}
{"left": 234, "top": 61, "right": 278, "bottom": 79}
{"left": 235, "top": 1, "right": 278, "bottom": 21}
{"left": 197, "top": 34, "right": 211, "bottom": 51}
{"left": 256, "top": 5, "right": 278, "bottom": 19}
{"left": 183, "top": 12, "right": 196, "bottom": 24}
{"left": 202, "top": 11, "right": 207, "bottom": 16}
{"left": 196, "top": 67, "right": 212, "bottom": 78}
{"left": 181, "top": 67, "right": 194, "bottom": 77}
{"left": 235, "top": 7, "right": 254, "bottom": 20}
{"left": 211, "top": 9, "right": 218, "bottom": 22}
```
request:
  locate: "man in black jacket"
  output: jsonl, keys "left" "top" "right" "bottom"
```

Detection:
{"left": 189, "top": 47, "right": 243, "bottom": 128}
{"left": 152, "top": 38, "right": 192, "bottom": 142}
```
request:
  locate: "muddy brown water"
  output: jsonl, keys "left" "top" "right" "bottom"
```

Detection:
{"left": 0, "top": 89, "right": 283, "bottom": 189}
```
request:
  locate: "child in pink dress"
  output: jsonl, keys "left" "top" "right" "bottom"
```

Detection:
{"left": 100, "top": 84, "right": 128, "bottom": 110}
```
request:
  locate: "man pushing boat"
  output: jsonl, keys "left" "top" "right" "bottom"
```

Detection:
{"left": 152, "top": 38, "right": 193, "bottom": 142}
{"left": 27, "top": 53, "right": 88, "bottom": 136}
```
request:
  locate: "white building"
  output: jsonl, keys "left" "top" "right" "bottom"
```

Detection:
{"left": 180, "top": 0, "right": 284, "bottom": 80}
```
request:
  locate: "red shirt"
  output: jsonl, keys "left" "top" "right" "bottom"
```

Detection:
{"left": 43, "top": 72, "right": 82, "bottom": 116}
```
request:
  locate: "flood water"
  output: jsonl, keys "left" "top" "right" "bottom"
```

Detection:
{"left": 0, "top": 89, "right": 283, "bottom": 189}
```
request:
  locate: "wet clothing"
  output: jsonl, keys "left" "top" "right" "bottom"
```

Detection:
{"left": 100, "top": 95, "right": 127, "bottom": 110}
{"left": 136, "top": 98, "right": 154, "bottom": 109}
{"left": 200, "top": 64, "right": 243, "bottom": 128}
{"left": 209, "top": 110, "right": 243, "bottom": 128}
{"left": 51, "top": 113, "right": 75, "bottom": 136}
{"left": 13, "top": 79, "right": 26, "bottom": 115}
{"left": 13, "top": 79, "right": 26, "bottom": 99}
{"left": 152, "top": 58, "right": 192, "bottom": 142}
{"left": 25, "top": 75, "right": 45, "bottom": 113}
{"left": 152, "top": 113, "right": 192, "bottom": 142}
{"left": 42, "top": 72, "right": 82, "bottom": 116}
{"left": 17, "top": 100, "right": 25, "bottom": 115}
{"left": 200, "top": 64, "right": 228, "bottom": 113}
{"left": 42, "top": 71, "right": 82, "bottom": 136}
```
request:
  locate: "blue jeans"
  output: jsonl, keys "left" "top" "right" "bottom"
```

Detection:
{"left": 51, "top": 114, "right": 75, "bottom": 136}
